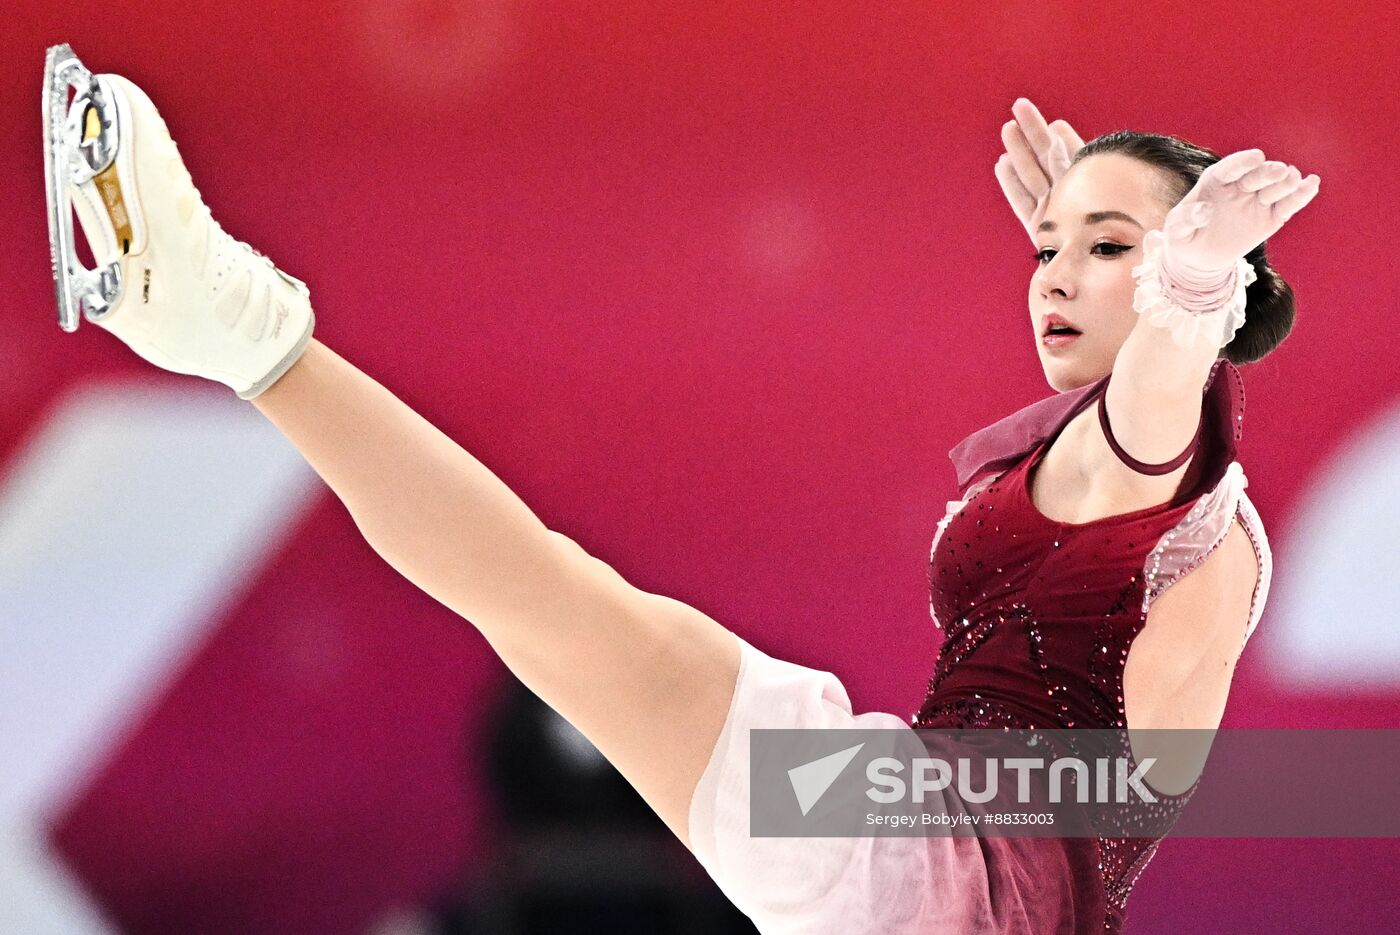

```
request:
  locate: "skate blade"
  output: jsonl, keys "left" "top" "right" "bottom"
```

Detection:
{"left": 43, "top": 44, "right": 139, "bottom": 332}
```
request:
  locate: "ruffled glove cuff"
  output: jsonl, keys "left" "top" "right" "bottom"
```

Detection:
{"left": 1130, "top": 228, "right": 1257, "bottom": 350}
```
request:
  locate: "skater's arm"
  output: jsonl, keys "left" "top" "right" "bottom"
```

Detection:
{"left": 251, "top": 338, "right": 740, "bottom": 847}
{"left": 1092, "top": 151, "right": 1318, "bottom": 489}
{"left": 1096, "top": 301, "right": 1219, "bottom": 473}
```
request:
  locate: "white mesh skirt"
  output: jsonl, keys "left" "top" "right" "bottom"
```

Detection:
{"left": 685, "top": 632, "right": 1020, "bottom": 935}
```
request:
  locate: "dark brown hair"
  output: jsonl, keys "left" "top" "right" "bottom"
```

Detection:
{"left": 1070, "top": 130, "right": 1295, "bottom": 364}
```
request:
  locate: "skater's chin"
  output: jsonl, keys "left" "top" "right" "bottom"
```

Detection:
{"left": 1038, "top": 356, "right": 1106, "bottom": 395}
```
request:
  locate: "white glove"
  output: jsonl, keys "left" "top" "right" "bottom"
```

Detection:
{"left": 1132, "top": 149, "right": 1320, "bottom": 349}
{"left": 994, "top": 98, "right": 1086, "bottom": 245}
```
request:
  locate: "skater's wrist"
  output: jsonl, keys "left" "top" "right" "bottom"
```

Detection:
{"left": 1130, "top": 230, "right": 1255, "bottom": 349}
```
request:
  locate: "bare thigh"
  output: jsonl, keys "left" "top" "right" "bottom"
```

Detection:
{"left": 482, "top": 530, "right": 742, "bottom": 850}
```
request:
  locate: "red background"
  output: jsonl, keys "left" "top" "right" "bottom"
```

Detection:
{"left": 3, "top": 1, "right": 1397, "bottom": 932}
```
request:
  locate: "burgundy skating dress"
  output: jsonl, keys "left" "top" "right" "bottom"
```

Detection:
{"left": 912, "top": 355, "right": 1271, "bottom": 932}
{"left": 686, "top": 357, "right": 1271, "bottom": 935}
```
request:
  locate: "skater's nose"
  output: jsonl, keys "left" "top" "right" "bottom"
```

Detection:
{"left": 1035, "top": 250, "right": 1076, "bottom": 301}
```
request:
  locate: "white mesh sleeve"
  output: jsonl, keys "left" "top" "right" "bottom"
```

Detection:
{"left": 928, "top": 472, "right": 1001, "bottom": 630}
{"left": 1233, "top": 487, "right": 1273, "bottom": 651}
{"left": 1141, "top": 461, "right": 1273, "bottom": 656}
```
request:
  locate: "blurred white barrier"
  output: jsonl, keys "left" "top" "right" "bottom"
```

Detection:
{"left": 0, "top": 823, "right": 114, "bottom": 935}
{"left": 1267, "top": 399, "right": 1400, "bottom": 689}
{"left": 0, "top": 379, "right": 322, "bottom": 925}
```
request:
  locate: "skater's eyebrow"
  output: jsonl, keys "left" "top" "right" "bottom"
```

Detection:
{"left": 1037, "top": 211, "right": 1143, "bottom": 233}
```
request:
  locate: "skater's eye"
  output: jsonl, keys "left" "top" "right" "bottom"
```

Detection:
{"left": 1032, "top": 242, "right": 1132, "bottom": 264}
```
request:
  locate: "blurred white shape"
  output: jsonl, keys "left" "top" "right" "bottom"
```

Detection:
{"left": 0, "top": 380, "right": 322, "bottom": 822}
{"left": 737, "top": 192, "right": 824, "bottom": 279}
{"left": 363, "top": 906, "right": 435, "bottom": 935}
{"left": 1265, "top": 398, "right": 1400, "bottom": 688}
{"left": 354, "top": 0, "right": 516, "bottom": 105}
{"left": 0, "top": 823, "right": 114, "bottom": 934}
{"left": 543, "top": 706, "right": 608, "bottom": 774}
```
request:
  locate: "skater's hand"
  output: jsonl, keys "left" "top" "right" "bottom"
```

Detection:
{"left": 1156, "top": 149, "right": 1320, "bottom": 278}
{"left": 995, "top": 98, "right": 1084, "bottom": 245}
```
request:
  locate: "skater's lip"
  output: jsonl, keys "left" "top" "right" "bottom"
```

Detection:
{"left": 1041, "top": 312, "right": 1081, "bottom": 336}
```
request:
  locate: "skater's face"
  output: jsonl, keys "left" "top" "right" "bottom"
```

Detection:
{"left": 1029, "top": 153, "right": 1176, "bottom": 392}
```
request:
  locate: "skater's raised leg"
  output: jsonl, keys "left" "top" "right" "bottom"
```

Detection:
{"left": 43, "top": 45, "right": 740, "bottom": 848}
{"left": 251, "top": 339, "right": 742, "bottom": 846}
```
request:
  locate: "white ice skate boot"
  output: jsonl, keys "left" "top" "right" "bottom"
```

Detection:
{"left": 43, "top": 44, "right": 314, "bottom": 399}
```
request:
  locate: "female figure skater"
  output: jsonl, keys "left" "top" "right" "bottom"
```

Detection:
{"left": 44, "top": 46, "right": 1318, "bottom": 934}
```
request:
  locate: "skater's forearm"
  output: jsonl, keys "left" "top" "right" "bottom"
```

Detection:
{"left": 251, "top": 338, "right": 611, "bottom": 636}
